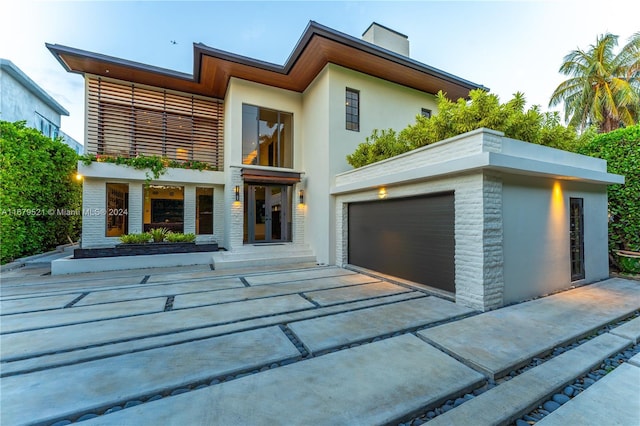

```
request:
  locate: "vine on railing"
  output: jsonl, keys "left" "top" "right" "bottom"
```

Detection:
{"left": 79, "top": 154, "right": 217, "bottom": 184}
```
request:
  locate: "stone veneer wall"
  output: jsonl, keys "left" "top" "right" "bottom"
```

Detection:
{"left": 333, "top": 129, "right": 506, "bottom": 311}
{"left": 335, "top": 173, "right": 503, "bottom": 311}
{"left": 225, "top": 167, "right": 244, "bottom": 251}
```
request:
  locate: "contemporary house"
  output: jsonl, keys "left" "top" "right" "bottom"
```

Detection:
{"left": 0, "top": 58, "right": 83, "bottom": 153}
{"left": 48, "top": 22, "right": 622, "bottom": 311}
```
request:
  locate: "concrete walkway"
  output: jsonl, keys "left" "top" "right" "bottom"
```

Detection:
{"left": 1, "top": 264, "right": 638, "bottom": 425}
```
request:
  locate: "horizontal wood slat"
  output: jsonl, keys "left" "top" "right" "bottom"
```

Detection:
{"left": 87, "top": 77, "right": 224, "bottom": 170}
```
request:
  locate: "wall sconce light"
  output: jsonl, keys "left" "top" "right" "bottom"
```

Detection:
{"left": 299, "top": 189, "right": 304, "bottom": 204}
{"left": 234, "top": 185, "right": 240, "bottom": 202}
{"left": 75, "top": 173, "right": 83, "bottom": 181}
{"left": 378, "top": 187, "right": 387, "bottom": 199}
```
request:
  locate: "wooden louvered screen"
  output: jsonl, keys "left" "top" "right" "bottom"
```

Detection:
{"left": 86, "top": 77, "right": 224, "bottom": 171}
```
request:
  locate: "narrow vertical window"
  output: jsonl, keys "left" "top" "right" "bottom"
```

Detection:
{"left": 570, "top": 197, "right": 585, "bottom": 281}
{"left": 196, "top": 187, "right": 214, "bottom": 235}
{"left": 106, "top": 183, "right": 129, "bottom": 237}
{"left": 346, "top": 88, "right": 360, "bottom": 131}
{"left": 421, "top": 108, "right": 432, "bottom": 118}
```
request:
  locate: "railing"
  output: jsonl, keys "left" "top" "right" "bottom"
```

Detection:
{"left": 86, "top": 77, "right": 224, "bottom": 170}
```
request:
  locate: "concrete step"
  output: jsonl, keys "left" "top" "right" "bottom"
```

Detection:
{"left": 418, "top": 278, "right": 640, "bottom": 379}
{"left": 81, "top": 335, "right": 485, "bottom": 426}
{"left": 535, "top": 361, "right": 640, "bottom": 426}
{"left": 426, "top": 332, "right": 633, "bottom": 426}
{"left": 212, "top": 245, "right": 316, "bottom": 270}
{"left": 0, "top": 327, "right": 300, "bottom": 426}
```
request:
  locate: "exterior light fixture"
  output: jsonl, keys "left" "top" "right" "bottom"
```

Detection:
{"left": 299, "top": 190, "right": 304, "bottom": 204}
{"left": 378, "top": 188, "right": 387, "bottom": 199}
{"left": 234, "top": 185, "right": 240, "bottom": 202}
{"left": 75, "top": 173, "right": 83, "bottom": 181}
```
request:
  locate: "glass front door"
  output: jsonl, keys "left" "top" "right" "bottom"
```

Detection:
{"left": 245, "top": 184, "right": 292, "bottom": 243}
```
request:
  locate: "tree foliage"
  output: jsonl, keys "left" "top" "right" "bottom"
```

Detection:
{"left": 347, "top": 90, "right": 589, "bottom": 168}
{"left": 0, "top": 121, "right": 82, "bottom": 264}
{"left": 549, "top": 32, "right": 640, "bottom": 133}
{"left": 578, "top": 124, "right": 640, "bottom": 252}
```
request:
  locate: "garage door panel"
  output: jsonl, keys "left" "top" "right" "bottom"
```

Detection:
{"left": 348, "top": 192, "right": 455, "bottom": 293}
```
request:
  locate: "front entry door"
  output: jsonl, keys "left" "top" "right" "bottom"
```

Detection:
{"left": 246, "top": 184, "right": 289, "bottom": 243}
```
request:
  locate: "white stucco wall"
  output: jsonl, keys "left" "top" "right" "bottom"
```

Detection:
{"left": 502, "top": 176, "right": 610, "bottom": 304}
{"left": 222, "top": 68, "right": 437, "bottom": 262}
{"left": 301, "top": 68, "right": 332, "bottom": 263}
{"left": 320, "top": 64, "right": 439, "bottom": 264}
{"left": 0, "top": 69, "right": 62, "bottom": 129}
{"left": 222, "top": 78, "right": 304, "bottom": 251}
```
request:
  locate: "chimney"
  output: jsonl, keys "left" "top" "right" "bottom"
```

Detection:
{"left": 362, "top": 22, "right": 409, "bottom": 57}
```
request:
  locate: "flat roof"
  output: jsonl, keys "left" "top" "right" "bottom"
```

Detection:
{"left": 1, "top": 58, "right": 69, "bottom": 116}
{"left": 47, "top": 21, "right": 487, "bottom": 101}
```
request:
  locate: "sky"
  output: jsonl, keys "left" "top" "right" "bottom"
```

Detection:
{"left": 1, "top": 0, "right": 638, "bottom": 145}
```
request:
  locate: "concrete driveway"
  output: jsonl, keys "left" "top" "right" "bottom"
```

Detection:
{"left": 1, "top": 264, "right": 638, "bottom": 425}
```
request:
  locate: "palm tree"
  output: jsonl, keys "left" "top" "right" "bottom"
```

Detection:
{"left": 549, "top": 32, "right": 640, "bottom": 133}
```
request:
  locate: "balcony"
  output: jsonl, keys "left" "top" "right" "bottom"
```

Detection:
{"left": 86, "top": 77, "right": 224, "bottom": 171}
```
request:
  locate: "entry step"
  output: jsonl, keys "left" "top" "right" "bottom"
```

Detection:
{"left": 212, "top": 245, "right": 316, "bottom": 270}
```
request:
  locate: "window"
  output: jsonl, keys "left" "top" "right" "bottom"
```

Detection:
{"left": 35, "top": 113, "right": 59, "bottom": 139}
{"left": 242, "top": 105, "right": 293, "bottom": 168}
{"left": 143, "top": 185, "right": 184, "bottom": 233}
{"left": 570, "top": 197, "right": 585, "bottom": 281}
{"left": 106, "top": 183, "right": 129, "bottom": 237}
{"left": 346, "top": 88, "right": 360, "bottom": 131}
{"left": 421, "top": 108, "right": 432, "bottom": 118}
{"left": 196, "top": 187, "right": 214, "bottom": 235}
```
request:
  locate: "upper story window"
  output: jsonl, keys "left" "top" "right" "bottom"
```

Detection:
{"left": 421, "top": 108, "right": 432, "bottom": 118}
{"left": 346, "top": 88, "right": 360, "bottom": 131}
{"left": 35, "top": 113, "right": 59, "bottom": 139}
{"left": 242, "top": 104, "right": 293, "bottom": 168}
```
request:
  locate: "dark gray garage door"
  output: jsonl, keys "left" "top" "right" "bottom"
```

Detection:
{"left": 348, "top": 192, "right": 455, "bottom": 293}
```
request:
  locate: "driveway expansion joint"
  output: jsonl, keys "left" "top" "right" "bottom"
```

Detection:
{"left": 63, "top": 292, "right": 88, "bottom": 309}
{"left": 163, "top": 296, "right": 175, "bottom": 311}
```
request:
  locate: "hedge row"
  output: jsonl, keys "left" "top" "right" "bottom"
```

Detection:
{"left": 0, "top": 121, "right": 82, "bottom": 264}
{"left": 578, "top": 124, "right": 640, "bottom": 252}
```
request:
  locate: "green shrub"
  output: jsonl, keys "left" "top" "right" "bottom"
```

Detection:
{"left": 0, "top": 121, "right": 81, "bottom": 263}
{"left": 119, "top": 233, "right": 151, "bottom": 244}
{"left": 149, "top": 227, "right": 169, "bottom": 243}
{"left": 346, "top": 90, "right": 589, "bottom": 168}
{"left": 579, "top": 125, "right": 640, "bottom": 253}
{"left": 165, "top": 232, "right": 196, "bottom": 243}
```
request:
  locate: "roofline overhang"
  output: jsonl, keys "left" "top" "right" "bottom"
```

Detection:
{"left": 47, "top": 20, "right": 488, "bottom": 100}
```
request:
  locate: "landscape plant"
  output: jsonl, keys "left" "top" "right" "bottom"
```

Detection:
{"left": 149, "top": 227, "right": 169, "bottom": 243}
{"left": 119, "top": 233, "right": 151, "bottom": 244}
{"left": 550, "top": 32, "right": 640, "bottom": 132}
{"left": 578, "top": 124, "right": 640, "bottom": 255}
{"left": 0, "top": 121, "right": 81, "bottom": 264}
{"left": 165, "top": 232, "right": 196, "bottom": 243}
{"left": 347, "top": 90, "right": 590, "bottom": 168}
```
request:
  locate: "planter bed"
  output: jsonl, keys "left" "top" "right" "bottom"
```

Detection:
{"left": 74, "top": 242, "right": 219, "bottom": 259}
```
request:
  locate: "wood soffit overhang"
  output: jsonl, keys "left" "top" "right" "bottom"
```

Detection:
{"left": 46, "top": 21, "right": 488, "bottom": 101}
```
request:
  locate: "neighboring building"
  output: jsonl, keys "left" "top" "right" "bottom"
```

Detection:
{"left": 47, "top": 22, "right": 622, "bottom": 311}
{"left": 0, "top": 58, "right": 83, "bottom": 153}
